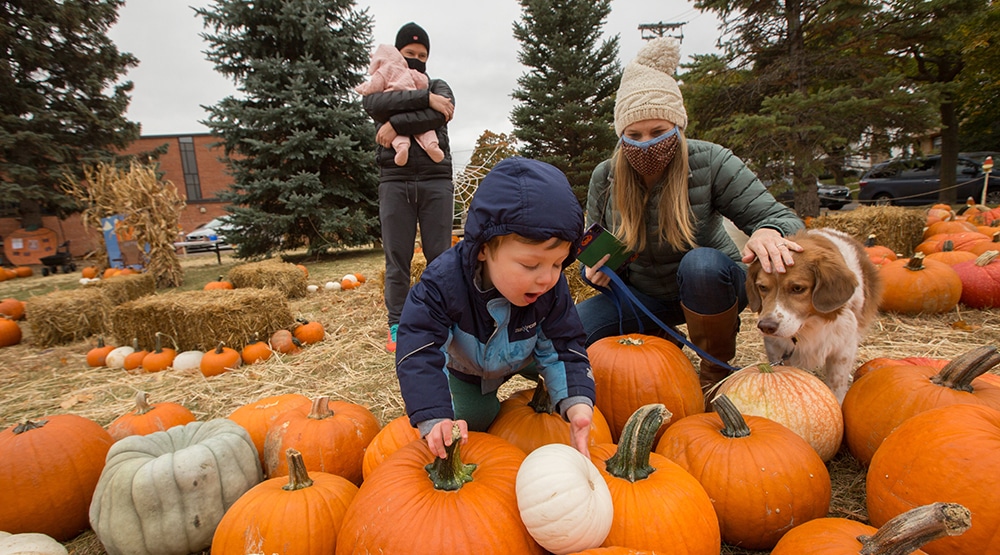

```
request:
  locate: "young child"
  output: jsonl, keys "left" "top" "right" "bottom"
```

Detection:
{"left": 355, "top": 43, "right": 445, "bottom": 166}
{"left": 395, "top": 157, "right": 596, "bottom": 458}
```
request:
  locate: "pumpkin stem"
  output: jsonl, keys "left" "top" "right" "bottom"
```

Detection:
{"left": 904, "top": 252, "right": 927, "bottom": 271}
{"left": 941, "top": 240, "right": 955, "bottom": 252}
{"left": 712, "top": 395, "right": 752, "bottom": 439}
{"left": 857, "top": 502, "right": 970, "bottom": 555}
{"left": 133, "top": 391, "right": 154, "bottom": 415}
{"left": 604, "top": 404, "right": 671, "bottom": 482}
{"left": 96, "top": 336, "right": 106, "bottom": 348}
{"left": 930, "top": 346, "right": 999, "bottom": 392}
{"left": 153, "top": 332, "right": 163, "bottom": 354}
{"left": 975, "top": 250, "right": 999, "bottom": 266}
{"left": 215, "top": 341, "right": 226, "bottom": 354}
{"left": 527, "top": 380, "right": 553, "bottom": 414}
{"left": 307, "top": 396, "right": 333, "bottom": 420}
{"left": 755, "top": 362, "right": 775, "bottom": 374}
{"left": 424, "top": 422, "right": 477, "bottom": 491}
{"left": 864, "top": 234, "right": 877, "bottom": 248}
{"left": 282, "top": 449, "right": 315, "bottom": 491}
{"left": 618, "top": 336, "right": 645, "bottom": 346}
{"left": 12, "top": 419, "right": 48, "bottom": 434}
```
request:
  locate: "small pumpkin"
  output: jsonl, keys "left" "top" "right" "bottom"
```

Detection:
{"left": 863, "top": 234, "right": 897, "bottom": 267}
{"left": 203, "top": 275, "right": 234, "bottom": 290}
{"left": 487, "top": 381, "right": 613, "bottom": 454}
{"left": 516, "top": 443, "right": 613, "bottom": 554}
{"left": 292, "top": 318, "right": 325, "bottom": 345}
{"left": 122, "top": 338, "right": 149, "bottom": 371}
{"left": 269, "top": 329, "right": 301, "bottom": 354}
{"left": 81, "top": 266, "right": 98, "bottom": 279}
{"left": 172, "top": 349, "right": 205, "bottom": 371}
{"left": 0, "top": 298, "right": 25, "bottom": 321}
{"left": 0, "top": 317, "right": 21, "bottom": 348}
{"left": 241, "top": 334, "right": 273, "bottom": 364}
{"left": 106, "top": 390, "right": 196, "bottom": 441}
{"left": 105, "top": 342, "right": 136, "bottom": 370}
{"left": 13, "top": 266, "right": 32, "bottom": 278}
{"left": 141, "top": 332, "right": 177, "bottom": 373}
{"left": 86, "top": 336, "right": 117, "bottom": 368}
{"left": 878, "top": 253, "right": 962, "bottom": 314}
{"left": 0, "top": 531, "right": 69, "bottom": 555}
{"left": 200, "top": 341, "right": 241, "bottom": 377}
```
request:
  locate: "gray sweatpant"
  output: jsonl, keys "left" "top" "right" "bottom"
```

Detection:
{"left": 379, "top": 177, "right": 455, "bottom": 325}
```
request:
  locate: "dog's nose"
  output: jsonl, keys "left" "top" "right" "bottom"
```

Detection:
{"left": 757, "top": 318, "right": 779, "bottom": 335}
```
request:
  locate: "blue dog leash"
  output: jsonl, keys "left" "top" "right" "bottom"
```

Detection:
{"left": 595, "top": 266, "right": 741, "bottom": 373}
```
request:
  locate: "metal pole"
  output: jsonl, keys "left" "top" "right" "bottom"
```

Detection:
{"left": 982, "top": 156, "right": 994, "bottom": 206}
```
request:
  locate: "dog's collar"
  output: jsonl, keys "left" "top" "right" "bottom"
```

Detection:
{"left": 770, "top": 336, "right": 798, "bottom": 366}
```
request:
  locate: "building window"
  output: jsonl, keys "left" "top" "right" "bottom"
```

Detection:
{"left": 178, "top": 136, "right": 202, "bottom": 201}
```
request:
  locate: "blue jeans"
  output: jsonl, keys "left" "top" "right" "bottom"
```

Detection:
{"left": 575, "top": 247, "right": 748, "bottom": 345}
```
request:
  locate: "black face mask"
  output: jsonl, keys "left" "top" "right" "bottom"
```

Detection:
{"left": 405, "top": 56, "right": 426, "bottom": 74}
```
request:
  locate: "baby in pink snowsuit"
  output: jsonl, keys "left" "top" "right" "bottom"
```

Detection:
{"left": 356, "top": 44, "right": 445, "bottom": 166}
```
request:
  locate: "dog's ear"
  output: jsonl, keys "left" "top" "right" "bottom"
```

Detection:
{"left": 745, "top": 261, "right": 762, "bottom": 313}
{"left": 810, "top": 255, "right": 858, "bottom": 312}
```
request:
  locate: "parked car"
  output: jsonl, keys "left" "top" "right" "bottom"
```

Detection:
{"left": 858, "top": 155, "right": 1000, "bottom": 206}
{"left": 184, "top": 217, "right": 233, "bottom": 252}
{"left": 766, "top": 178, "right": 853, "bottom": 211}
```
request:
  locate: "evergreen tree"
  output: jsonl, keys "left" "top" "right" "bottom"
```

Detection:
{"left": 196, "top": 0, "right": 379, "bottom": 257}
{"left": 510, "top": 0, "right": 620, "bottom": 204}
{"left": 0, "top": 0, "right": 139, "bottom": 226}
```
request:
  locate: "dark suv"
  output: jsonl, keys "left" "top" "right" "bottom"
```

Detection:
{"left": 858, "top": 155, "right": 1000, "bottom": 206}
{"left": 765, "top": 179, "right": 853, "bottom": 211}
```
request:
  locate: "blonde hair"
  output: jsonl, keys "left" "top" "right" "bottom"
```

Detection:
{"left": 611, "top": 132, "right": 696, "bottom": 252}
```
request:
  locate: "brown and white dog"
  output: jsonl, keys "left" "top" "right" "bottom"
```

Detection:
{"left": 746, "top": 228, "right": 883, "bottom": 403}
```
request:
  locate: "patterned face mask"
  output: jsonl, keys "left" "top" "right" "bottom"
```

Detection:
{"left": 620, "top": 127, "right": 680, "bottom": 177}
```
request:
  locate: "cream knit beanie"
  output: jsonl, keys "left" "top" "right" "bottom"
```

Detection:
{"left": 614, "top": 37, "right": 687, "bottom": 136}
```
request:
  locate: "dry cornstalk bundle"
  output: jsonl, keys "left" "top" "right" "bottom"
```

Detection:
{"left": 225, "top": 260, "right": 308, "bottom": 299}
{"left": 24, "top": 288, "right": 114, "bottom": 347}
{"left": 85, "top": 272, "right": 155, "bottom": 306}
{"left": 109, "top": 289, "right": 295, "bottom": 352}
{"left": 809, "top": 205, "right": 925, "bottom": 257}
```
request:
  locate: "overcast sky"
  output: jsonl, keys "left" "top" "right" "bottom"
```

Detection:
{"left": 107, "top": 0, "right": 723, "bottom": 169}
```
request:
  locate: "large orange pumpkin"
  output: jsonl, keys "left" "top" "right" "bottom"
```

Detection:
{"left": 106, "top": 391, "right": 196, "bottom": 441}
{"left": 589, "top": 404, "right": 720, "bottom": 553}
{"left": 867, "top": 404, "right": 1000, "bottom": 554}
{"left": 211, "top": 449, "right": 358, "bottom": 555}
{"left": 361, "top": 414, "right": 421, "bottom": 480}
{"left": 0, "top": 415, "right": 113, "bottom": 541}
{"left": 292, "top": 319, "right": 325, "bottom": 345}
{"left": 263, "top": 396, "right": 380, "bottom": 485}
{"left": 228, "top": 393, "right": 311, "bottom": 466}
{"left": 923, "top": 219, "right": 978, "bottom": 239}
{"left": 843, "top": 345, "right": 1000, "bottom": 465}
{"left": 924, "top": 239, "right": 977, "bottom": 267}
{"left": 953, "top": 250, "right": 1000, "bottom": 308}
{"left": 336, "top": 428, "right": 544, "bottom": 555}
{"left": 487, "top": 380, "right": 613, "bottom": 454}
{"left": 655, "top": 396, "right": 830, "bottom": 550}
{"left": 854, "top": 355, "right": 948, "bottom": 381}
{"left": 0, "top": 317, "right": 21, "bottom": 348}
{"left": 965, "top": 231, "right": 1000, "bottom": 255}
{"left": 914, "top": 231, "right": 990, "bottom": 255}
{"left": 0, "top": 298, "right": 25, "bottom": 320}
{"left": 878, "top": 253, "right": 962, "bottom": 314}
{"left": 772, "top": 502, "right": 970, "bottom": 555}
{"left": 587, "top": 334, "right": 703, "bottom": 442}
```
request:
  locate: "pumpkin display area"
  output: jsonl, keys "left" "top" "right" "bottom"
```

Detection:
{"left": 1, "top": 247, "right": 1000, "bottom": 554}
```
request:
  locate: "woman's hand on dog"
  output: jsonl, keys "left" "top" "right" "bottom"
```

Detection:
{"left": 742, "top": 228, "right": 802, "bottom": 274}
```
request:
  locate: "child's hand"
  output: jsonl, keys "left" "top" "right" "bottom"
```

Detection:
{"left": 566, "top": 404, "right": 594, "bottom": 458}
{"left": 426, "top": 418, "right": 468, "bottom": 459}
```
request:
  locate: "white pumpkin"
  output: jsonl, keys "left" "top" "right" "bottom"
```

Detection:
{"left": 515, "top": 443, "right": 613, "bottom": 554}
{"left": 104, "top": 345, "right": 135, "bottom": 369}
{"left": 306, "top": 284, "right": 319, "bottom": 293}
{"left": 324, "top": 281, "right": 341, "bottom": 291}
{"left": 89, "top": 418, "right": 262, "bottom": 555}
{"left": 171, "top": 350, "right": 204, "bottom": 371}
{"left": 341, "top": 274, "right": 358, "bottom": 284}
{"left": 0, "top": 531, "right": 69, "bottom": 555}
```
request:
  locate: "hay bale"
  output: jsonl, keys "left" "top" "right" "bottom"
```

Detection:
{"left": 565, "top": 261, "right": 598, "bottom": 304}
{"left": 86, "top": 272, "right": 155, "bottom": 305}
{"left": 374, "top": 252, "right": 426, "bottom": 295}
{"left": 25, "top": 288, "right": 113, "bottom": 347}
{"left": 109, "top": 289, "right": 295, "bottom": 352}
{"left": 809, "top": 205, "right": 925, "bottom": 256}
{"left": 225, "top": 260, "right": 308, "bottom": 299}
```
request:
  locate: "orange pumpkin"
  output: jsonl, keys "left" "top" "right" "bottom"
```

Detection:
{"left": 843, "top": 345, "right": 1000, "bottom": 465}
{"left": 141, "top": 333, "right": 177, "bottom": 372}
{"left": 772, "top": 502, "right": 969, "bottom": 555}
{"left": 292, "top": 318, "right": 325, "bottom": 345}
{"left": 227, "top": 393, "right": 311, "bottom": 466}
{"left": 925, "top": 205, "right": 954, "bottom": 226}
{"left": 336, "top": 428, "right": 543, "bottom": 555}
{"left": 486, "top": 381, "right": 613, "bottom": 454}
{"left": 0, "top": 298, "right": 26, "bottom": 320}
{"left": 587, "top": 334, "right": 703, "bottom": 442}
{"left": 969, "top": 205, "right": 1000, "bottom": 225}
{"left": 81, "top": 266, "right": 98, "bottom": 279}
{"left": 878, "top": 253, "right": 962, "bottom": 314}
{"left": 106, "top": 391, "right": 196, "bottom": 441}
{"left": 269, "top": 329, "right": 300, "bottom": 354}
{"left": 86, "top": 336, "right": 116, "bottom": 367}
{"left": 295, "top": 263, "right": 308, "bottom": 277}
{"left": 361, "top": 415, "right": 420, "bottom": 480}
{"left": 953, "top": 250, "right": 1000, "bottom": 308}
{"left": 203, "top": 275, "right": 234, "bottom": 290}
{"left": 0, "top": 317, "right": 22, "bottom": 348}
{"left": 567, "top": 549, "right": 657, "bottom": 555}
{"left": 0, "top": 415, "right": 114, "bottom": 541}
{"left": 211, "top": 448, "right": 358, "bottom": 555}
{"left": 241, "top": 335, "right": 273, "bottom": 364}
{"left": 867, "top": 404, "right": 1000, "bottom": 554}
{"left": 200, "top": 341, "right": 242, "bottom": 377}
{"left": 263, "top": 396, "right": 380, "bottom": 485}
{"left": 923, "top": 219, "right": 978, "bottom": 239}
{"left": 656, "top": 396, "right": 830, "bottom": 550}
{"left": 590, "top": 404, "right": 720, "bottom": 553}
{"left": 914, "top": 231, "right": 990, "bottom": 255}
{"left": 925, "top": 239, "right": 977, "bottom": 266}
{"left": 863, "top": 234, "right": 897, "bottom": 266}
{"left": 965, "top": 231, "right": 1000, "bottom": 256}
{"left": 854, "top": 355, "right": 948, "bottom": 381}
{"left": 122, "top": 338, "right": 149, "bottom": 371}
{"left": 13, "top": 266, "right": 32, "bottom": 278}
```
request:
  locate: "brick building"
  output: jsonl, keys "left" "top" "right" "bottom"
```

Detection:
{"left": 0, "top": 133, "right": 233, "bottom": 261}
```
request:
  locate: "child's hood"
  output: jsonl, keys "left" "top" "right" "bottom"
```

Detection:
{"left": 463, "top": 156, "right": 583, "bottom": 269}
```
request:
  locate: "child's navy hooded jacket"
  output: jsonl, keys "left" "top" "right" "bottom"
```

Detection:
{"left": 395, "top": 157, "right": 596, "bottom": 434}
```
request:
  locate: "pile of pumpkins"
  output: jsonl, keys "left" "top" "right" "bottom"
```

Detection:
{"left": 865, "top": 201, "right": 1000, "bottom": 313}
{"left": 0, "top": 266, "right": 33, "bottom": 281}
{"left": 306, "top": 272, "right": 368, "bottom": 293}
{"left": 0, "top": 298, "right": 26, "bottom": 348}
{"left": 2, "top": 333, "right": 997, "bottom": 554}
{"left": 85, "top": 318, "right": 326, "bottom": 376}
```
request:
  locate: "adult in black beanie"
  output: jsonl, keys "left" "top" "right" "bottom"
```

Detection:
{"left": 361, "top": 21, "right": 456, "bottom": 353}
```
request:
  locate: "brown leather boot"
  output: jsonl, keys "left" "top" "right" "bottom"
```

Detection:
{"left": 681, "top": 302, "right": 740, "bottom": 406}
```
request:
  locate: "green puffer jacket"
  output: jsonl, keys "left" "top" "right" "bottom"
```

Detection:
{"left": 587, "top": 139, "right": 805, "bottom": 301}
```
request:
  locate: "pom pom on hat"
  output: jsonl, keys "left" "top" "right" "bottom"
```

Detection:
{"left": 395, "top": 22, "right": 430, "bottom": 53}
{"left": 614, "top": 37, "right": 687, "bottom": 136}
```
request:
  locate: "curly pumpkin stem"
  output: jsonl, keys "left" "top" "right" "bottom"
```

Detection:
{"left": 282, "top": 449, "right": 315, "bottom": 491}
{"left": 930, "top": 345, "right": 1000, "bottom": 392}
{"left": 527, "top": 380, "right": 553, "bottom": 414}
{"left": 857, "top": 502, "right": 970, "bottom": 555}
{"left": 605, "top": 403, "right": 671, "bottom": 482}
{"left": 133, "top": 391, "right": 154, "bottom": 415}
{"left": 711, "top": 395, "right": 752, "bottom": 439}
{"left": 12, "top": 419, "right": 48, "bottom": 434}
{"left": 425, "top": 423, "right": 477, "bottom": 491}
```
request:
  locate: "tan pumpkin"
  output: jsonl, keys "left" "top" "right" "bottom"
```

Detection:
{"left": 269, "top": 329, "right": 301, "bottom": 354}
